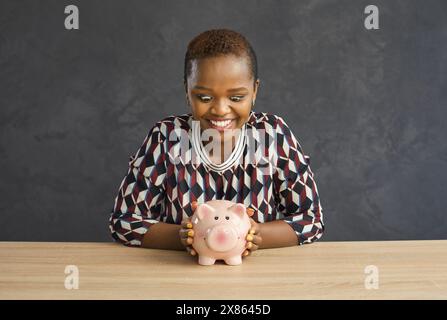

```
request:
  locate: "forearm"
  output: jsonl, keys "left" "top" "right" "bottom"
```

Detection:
{"left": 141, "top": 222, "right": 184, "bottom": 251}
{"left": 258, "top": 220, "right": 298, "bottom": 249}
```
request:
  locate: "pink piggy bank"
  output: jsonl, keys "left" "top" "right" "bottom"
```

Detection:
{"left": 191, "top": 200, "right": 251, "bottom": 266}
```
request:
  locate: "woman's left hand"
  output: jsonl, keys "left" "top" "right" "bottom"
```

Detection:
{"left": 243, "top": 208, "right": 262, "bottom": 257}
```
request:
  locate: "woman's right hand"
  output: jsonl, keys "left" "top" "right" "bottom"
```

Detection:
{"left": 179, "top": 201, "right": 198, "bottom": 256}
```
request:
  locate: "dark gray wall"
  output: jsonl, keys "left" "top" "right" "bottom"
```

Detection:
{"left": 1, "top": 0, "right": 446, "bottom": 242}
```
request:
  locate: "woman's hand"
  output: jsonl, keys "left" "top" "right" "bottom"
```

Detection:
{"left": 179, "top": 201, "right": 198, "bottom": 256}
{"left": 243, "top": 208, "right": 262, "bottom": 257}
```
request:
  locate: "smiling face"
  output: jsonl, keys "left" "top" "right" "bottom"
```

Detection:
{"left": 185, "top": 54, "right": 260, "bottom": 143}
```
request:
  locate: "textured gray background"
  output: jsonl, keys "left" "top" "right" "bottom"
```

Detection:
{"left": 1, "top": 0, "right": 446, "bottom": 242}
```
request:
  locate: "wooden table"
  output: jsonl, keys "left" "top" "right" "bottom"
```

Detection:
{"left": 0, "top": 240, "right": 446, "bottom": 300}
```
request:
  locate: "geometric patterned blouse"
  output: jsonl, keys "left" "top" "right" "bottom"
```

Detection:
{"left": 109, "top": 111, "right": 324, "bottom": 247}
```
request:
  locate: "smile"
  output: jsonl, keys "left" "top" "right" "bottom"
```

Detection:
{"left": 207, "top": 119, "right": 235, "bottom": 130}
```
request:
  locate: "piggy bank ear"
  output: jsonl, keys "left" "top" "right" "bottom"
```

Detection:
{"left": 196, "top": 203, "right": 215, "bottom": 221}
{"left": 228, "top": 203, "right": 246, "bottom": 219}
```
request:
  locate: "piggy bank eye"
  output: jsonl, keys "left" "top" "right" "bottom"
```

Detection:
{"left": 214, "top": 216, "right": 219, "bottom": 220}
{"left": 225, "top": 216, "right": 230, "bottom": 220}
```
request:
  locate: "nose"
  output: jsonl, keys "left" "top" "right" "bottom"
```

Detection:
{"left": 206, "top": 225, "right": 238, "bottom": 252}
{"left": 210, "top": 98, "right": 231, "bottom": 116}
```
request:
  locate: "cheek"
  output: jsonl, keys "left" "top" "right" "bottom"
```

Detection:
{"left": 238, "top": 101, "right": 252, "bottom": 116}
{"left": 196, "top": 230, "right": 206, "bottom": 238}
{"left": 190, "top": 103, "right": 207, "bottom": 118}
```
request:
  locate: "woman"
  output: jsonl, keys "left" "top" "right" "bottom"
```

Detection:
{"left": 109, "top": 29, "right": 324, "bottom": 258}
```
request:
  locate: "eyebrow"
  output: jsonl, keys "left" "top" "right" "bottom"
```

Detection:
{"left": 193, "top": 86, "right": 248, "bottom": 92}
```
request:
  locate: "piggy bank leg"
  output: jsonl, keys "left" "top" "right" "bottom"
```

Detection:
{"left": 224, "top": 255, "right": 243, "bottom": 266}
{"left": 198, "top": 256, "right": 216, "bottom": 266}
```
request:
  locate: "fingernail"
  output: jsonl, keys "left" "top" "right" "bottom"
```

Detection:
{"left": 246, "top": 235, "right": 253, "bottom": 241}
{"left": 187, "top": 223, "right": 192, "bottom": 229}
{"left": 187, "top": 230, "right": 194, "bottom": 237}
{"left": 249, "top": 229, "right": 255, "bottom": 234}
{"left": 247, "top": 242, "right": 252, "bottom": 249}
{"left": 187, "top": 237, "right": 193, "bottom": 244}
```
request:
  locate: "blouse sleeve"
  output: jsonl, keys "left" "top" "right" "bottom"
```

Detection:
{"left": 273, "top": 116, "right": 325, "bottom": 245}
{"left": 109, "top": 122, "right": 167, "bottom": 247}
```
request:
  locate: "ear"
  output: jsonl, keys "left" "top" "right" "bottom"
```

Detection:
{"left": 196, "top": 203, "right": 215, "bottom": 220}
{"left": 228, "top": 203, "right": 246, "bottom": 219}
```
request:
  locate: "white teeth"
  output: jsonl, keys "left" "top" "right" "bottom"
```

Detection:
{"left": 210, "top": 119, "right": 232, "bottom": 127}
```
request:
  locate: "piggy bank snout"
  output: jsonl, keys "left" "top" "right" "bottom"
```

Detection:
{"left": 206, "top": 225, "right": 239, "bottom": 252}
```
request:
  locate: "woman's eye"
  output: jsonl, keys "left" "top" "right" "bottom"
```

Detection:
{"left": 230, "top": 96, "right": 245, "bottom": 102}
{"left": 225, "top": 216, "right": 230, "bottom": 220}
{"left": 214, "top": 216, "right": 219, "bottom": 220}
{"left": 196, "top": 95, "right": 212, "bottom": 103}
